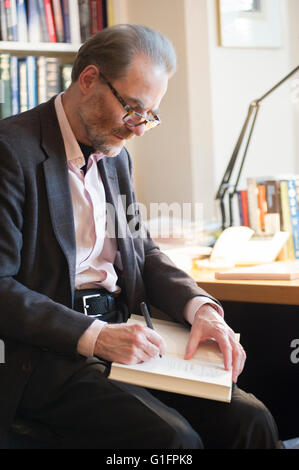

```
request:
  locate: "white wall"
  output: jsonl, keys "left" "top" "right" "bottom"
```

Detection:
{"left": 120, "top": 0, "right": 298, "bottom": 225}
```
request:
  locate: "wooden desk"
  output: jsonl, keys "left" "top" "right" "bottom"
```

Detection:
{"left": 189, "top": 267, "right": 299, "bottom": 306}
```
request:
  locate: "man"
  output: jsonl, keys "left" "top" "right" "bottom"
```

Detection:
{"left": 0, "top": 24, "right": 279, "bottom": 449}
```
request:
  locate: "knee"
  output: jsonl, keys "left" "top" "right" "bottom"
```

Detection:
{"left": 166, "top": 420, "right": 203, "bottom": 449}
{"left": 237, "top": 394, "right": 279, "bottom": 449}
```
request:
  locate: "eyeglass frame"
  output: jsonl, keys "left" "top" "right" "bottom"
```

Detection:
{"left": 99, "top": 71, "right": 161, "bottom": 130}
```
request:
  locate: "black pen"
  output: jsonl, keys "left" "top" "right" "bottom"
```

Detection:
{"left": 140, "top": 302, "right": 162, "bottom": 358}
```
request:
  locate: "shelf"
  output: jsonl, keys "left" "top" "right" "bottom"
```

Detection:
{"left": 0, "top": 41, "right": 81, "bottom": 55}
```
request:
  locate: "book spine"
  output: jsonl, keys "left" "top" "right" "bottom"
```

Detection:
{"left": 18, "top": 58, "right": 28, "bottom": 113}
{"left": 37, "top": 56, "right": 47, "bottom": 104}
{"left": 27, "top": 0, "right": 41, "bottom": 42}
{"left": 10, "top": 55, "right": 19, "bottom": 115}
{"left": 237, "top": 190, "right": 244, "bottom": 226}
{"left": 287, "top": 180, "right": 299, "bottom": 259}
{"left": 4, "top": 0, "right": 17, "bottom": 41}
{"left": 96, "top": 0, "right": 104, "bottom": 31}
{"left": 45, "top": 57, "right": 61, "bottom": 100}
{"left": 10, "top": 0, "right": 18, "bottom": 40}
{"left": 61, "top": 63, "right": 72, "bottom": 90}
{"left": 36, "top": 0, "right": 49, "bottom": 42}
{"left": 52, "top": 0, "right": 64, "bottom": 42}
{"left": 78, "top": 0, "right": 90, "bottom": 43}
{"left": 106, "top": 0, "right": 114, "bottom": 26}
{"left": 0, "top": 0, "right": 8, "bottom": 41}
{"left": 247, "top": 177, "right": 261, "bottom": 233}
{"left": 26, "top": 56, "right": 37, "bottom": 109}
{"left": 0, "top": 53, "right": 12, "bottom": 118}
{"left": 280, "top": 181, "right": 295, "bottom": 260}
{"left": 240, "top": 189, "right": 249, "bottom": 226}
{"left": 60, "top": 0, "right": 71, "bottom": 42}
{"left": 257, "top": 184, "right": 267, "bottom": 232}
{"left": 68, "top": 0, "right": 80, "bottom": 43}
{"left": 90, "top": 0, "right": 97, "bottom": 36}
{"left": 16, "top": 0, "right": 28, "bottom": 42}
{"left": 43, "top": 0, "right": 57, "bottom": 42}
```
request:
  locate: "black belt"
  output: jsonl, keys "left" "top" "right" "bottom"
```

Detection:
{"left": 74, "top": 288, "right": 129, "bottom": 324}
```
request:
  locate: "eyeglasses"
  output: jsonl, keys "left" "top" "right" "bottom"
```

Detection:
{"left": 99, "top": 72, "right": 161, "bottom": 131}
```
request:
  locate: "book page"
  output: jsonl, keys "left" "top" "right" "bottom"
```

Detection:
{"left": 114, "top": 353, "right": 231, "bottom": 387}
{"left": 128, "top": 315, "right": 224, "bottom": 365}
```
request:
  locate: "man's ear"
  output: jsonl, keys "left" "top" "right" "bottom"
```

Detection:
{"left": 78, "top": 65, "right": 99, "bottom": 95}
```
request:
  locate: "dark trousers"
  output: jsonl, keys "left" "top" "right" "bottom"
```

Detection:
{"left": 17, "top": 353, "right": 279, "bottom": 449}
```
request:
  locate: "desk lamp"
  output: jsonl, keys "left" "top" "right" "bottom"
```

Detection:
{"left": 215, "top": 65, "right": 299, "bottom": 231}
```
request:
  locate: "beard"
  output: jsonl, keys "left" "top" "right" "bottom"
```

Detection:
{"left": 77, "top": 95, "right": 134, "bottom": 157}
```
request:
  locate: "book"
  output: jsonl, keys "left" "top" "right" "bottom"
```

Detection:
{"left": 247, "top": 177, "right": 261, "bottom": 233}
{"left": 280, "top": 181, "right": 295, "bottom": 260}
{"left": 60, "top": 0, "right": 71, "bottom": 43}
{"left": 10, "top": 55, "right": 19, "bottom": 115}
{"left": 26, "top": 56, "right": 37, "bottom": 109}
{"left": 36, "top": 0, "right": 49, "bottom": 42}
{"left": 215, "top": 260, "right": 299, "bottom": 281}
{"left": 0, "top": 0, "right": 8, "bottom": 41}
{"left": 61, "top": 63, "right": 72, "bottom": 90}
{"left": 43, "top": 0, "right": 57, "bottom": 42}
{"left": 90, "top": 0, "right": 98, "bottom": 36}
{"left": 264, "top": 179, "right": 281, "bottom": 234}
{"left": 52, "top": 0, "right": 64, "bottom": 42}
{"left": 16, "top": 0, "right": 28, "bottom": 42}
{"left": 37, "top": 56, "right": 61, "bottom": 103}
{"left": 27, "top": 0, "right": 42, "bottom": 42}
{"left": 18, "top": 58, "right": 28, "bottom": 112}
{"left": 96, "top": 0, "right": 105, "bottom": 32}
{"left": 68, "top": 0, "right": 81, "bottom": 44}
{"left": 4, "top": 0, "right": 18, "bottom": 41}
{"left": 109, "top": 315, "right": 233, "bottom": 403}
{"left": 287, "top": 180, "right": 299, "bottom": 259}
{"left": 78, "top": 0, "right": 90, "bottom": 42}
{"left": 257, "top": 184, "right": 267, "bottom": 232}
{"left": 0, "top": 53, "right": 12, "bottom": 119}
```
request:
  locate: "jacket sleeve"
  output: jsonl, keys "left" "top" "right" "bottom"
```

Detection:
{"left": 0, "top": 137, "right": 94, "bottom": 357}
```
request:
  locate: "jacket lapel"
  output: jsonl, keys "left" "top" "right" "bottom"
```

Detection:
{"left": 39, "top": 100, "right": 76, "bottom": 301}
{"left": 98, "top": 157, "right": 142, "bottom": 313}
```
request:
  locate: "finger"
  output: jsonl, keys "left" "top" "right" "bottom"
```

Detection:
{"left": 184, "top": 328, "right": 203, "bottom": 360}
{"left": 144, "top": 328, "right": 167, "bottom": 356}
{"left": 216, "top": 336, "right": 233, "bottom": 372}
{"left": 231, "top": 342, "right": 246, "bottom": 383}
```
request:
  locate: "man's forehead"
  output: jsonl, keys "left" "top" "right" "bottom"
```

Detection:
{"left": 115, "top": 55, "right": 169, "bottom": 111}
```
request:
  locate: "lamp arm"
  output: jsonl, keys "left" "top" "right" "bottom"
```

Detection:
{"left": 228, "top": 104, "right": 260, "bottom": 226}
{"left": 216, "top": 65, "right": 299, "bottom": 230}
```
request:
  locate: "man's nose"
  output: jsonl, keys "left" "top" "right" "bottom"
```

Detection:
{"left": 128, "top": 123, "right": 147, "bottom": 137}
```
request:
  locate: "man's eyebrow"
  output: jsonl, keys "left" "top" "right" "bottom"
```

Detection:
{"left": 125, "top": 95, "right": 159, "bottom": 114}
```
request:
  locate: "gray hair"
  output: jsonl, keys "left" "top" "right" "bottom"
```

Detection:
{"left": 71, "top": 24, "right": 177, "bottom": 82}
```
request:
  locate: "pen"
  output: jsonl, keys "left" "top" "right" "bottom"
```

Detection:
{"left": 140, "top": 302, "right": 162, "bottom": 358}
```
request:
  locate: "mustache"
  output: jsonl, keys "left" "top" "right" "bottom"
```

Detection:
{"left": 111, "top": 128, "right": 134, "bottom": 140}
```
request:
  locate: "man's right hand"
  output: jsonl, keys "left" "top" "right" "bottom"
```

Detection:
{"left": 94, "top": 323, "right": 166, "bottom": 364}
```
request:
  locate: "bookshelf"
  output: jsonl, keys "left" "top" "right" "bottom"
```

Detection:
{"left": 0, "top": 0, "right": 124, "bottom": 118}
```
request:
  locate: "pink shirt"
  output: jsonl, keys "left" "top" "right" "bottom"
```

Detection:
{"left": 54, "top": 93, "right": 223, "bottom": 358}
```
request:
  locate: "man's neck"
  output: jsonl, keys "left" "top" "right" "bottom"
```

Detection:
{"left": 61, "top": 88, "right": 90, "bottom": 146}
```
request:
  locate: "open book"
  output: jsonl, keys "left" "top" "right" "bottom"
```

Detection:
{"left": 109, "top": 315, "right": 233, "bottom": 403}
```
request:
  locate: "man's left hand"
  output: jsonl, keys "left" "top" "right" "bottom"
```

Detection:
{"left": 184, "top": 304, "right": 246, "bottom": 383}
